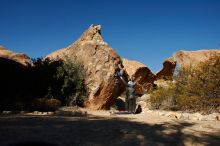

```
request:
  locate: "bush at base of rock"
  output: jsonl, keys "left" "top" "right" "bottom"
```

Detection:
{"left": 149, "top": 54, "right": 220, "bottom": 113}
{"left": 31, "top": 98, "right": 61, "bottom": 111}
{"left": 150, "top": 84, "right": 176, "bottom": 110}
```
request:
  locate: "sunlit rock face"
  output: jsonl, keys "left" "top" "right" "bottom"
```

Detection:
{"left": 156, "top": 49, "right": 220, "bottom": 80}
{"left": 0, "top": 45, "right": 30, "bottom": 65}
{"left": 47, "top": 25, "right": 127, "bottom": 109}
{"left": 122, "top": 58, "right": 156, "bottom": 94}
{"left": 173, "top": 49, "right": 220, "bottom": 67}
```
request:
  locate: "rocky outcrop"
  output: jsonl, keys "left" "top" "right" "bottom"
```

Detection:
{"left": 0, "top": 47, "right": 30, "bottom": 101}
{"left": 122, "top": 58, "right": 155, "bottom": 94}
{"left": 47, "top": 25, "right": 127, "bottom": 110}
{"left": 156, "top": 58, "right": 176, "bottom": 79}
{"left": 0, "top": 46, "right": 31, "bottom": 100}
{"left": 173, "top": 49, "right": 220, "bottom": 67}
{"left": 0, "top": 45, "right": 30, "bottom": 65}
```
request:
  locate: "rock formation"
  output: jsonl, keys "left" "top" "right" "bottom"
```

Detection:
{"left": 122, "top": 58, "right": 156, "bottom": 94}
{"left": 0, "top": 45, "right": 30, "bottom": 65}
{"left": 47, "top": 25, "right": 127, "bottom": 109}
{"left": 173, "top": 49, "right": 220, "bottom": 68}
{"left": 0, "top": 46, "right": 31, "bottom": 102}
{"left": 156, "top": 58, "right": 176, "bottom": 79}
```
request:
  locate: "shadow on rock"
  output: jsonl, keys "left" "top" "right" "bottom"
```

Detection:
{"left": 115, "top": 98, "right": 125, "bottom": 111}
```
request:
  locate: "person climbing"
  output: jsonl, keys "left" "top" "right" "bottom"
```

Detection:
{"left": 114, "top": 62, "right": 124, "bottom": 83}
{"left": 119, "top": 75, "right": 140, "bottom": 114}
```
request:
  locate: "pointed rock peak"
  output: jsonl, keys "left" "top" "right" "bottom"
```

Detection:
{"left": 74, "top": 24, "right": 107, "bottom": 45}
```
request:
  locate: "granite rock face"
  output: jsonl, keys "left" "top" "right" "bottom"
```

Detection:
{"left": 173, "top": 49, "right": 220, "bottom": 67}
{"left": 47, "top": 25, "right": 127, "bottom": 109}
{"left": 0, "top": 45, "right": 30, "bottom": 65}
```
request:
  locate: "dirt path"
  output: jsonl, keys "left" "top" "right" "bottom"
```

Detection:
{"left": 0, "top": 109, "right": 219, "bottom": 146}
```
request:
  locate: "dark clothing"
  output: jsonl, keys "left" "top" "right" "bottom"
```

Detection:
{"left": 114, "top": 69, "right": 124, "bottom": 79}
{"left": 127, "top": 98, "right": 136, "bottom": 113}
{"left": 125, "top": 81, "right": 136, "bottom": 113}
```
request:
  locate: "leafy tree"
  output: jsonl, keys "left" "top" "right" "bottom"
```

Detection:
{"left": 0, "top": 56, "right": 88, "bottom": 111}
{"left": 54, "top": 57, "right": 87, "bottom": 106}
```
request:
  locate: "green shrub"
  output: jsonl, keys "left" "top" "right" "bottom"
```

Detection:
{"left": 29, "top": 57, "right": 88, "bottom": 107}
{"left": 54, "top": 57, "right": 88, "bottom": 106}
{"left": 0, "top": 56, "right": 88, "bottom": 111}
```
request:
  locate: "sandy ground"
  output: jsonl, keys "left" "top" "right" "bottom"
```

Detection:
{"left": 0, "top": 109, "right": 219, "bottom": 146}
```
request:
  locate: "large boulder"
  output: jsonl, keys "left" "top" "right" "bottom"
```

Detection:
{"left": 47, "top": 25, "right": 127, "bottom": 109}
{"left": 173, "top": 49, "right": 220, "bottom": 67}
{"left": 156, "top": 57, "right": 176, "bottom": 79}
{"left": 122, "top": 58, "right": 156, "bottom": 94}
{"left": 0, "top": 46, "right": 31, "bottom": 103}
{"left": 0, "top": 45, "right": 30, "bottom": 65}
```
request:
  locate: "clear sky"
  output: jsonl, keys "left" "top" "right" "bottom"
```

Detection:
{"left": 0, "top": 0, "right": 220, "bottom": 72}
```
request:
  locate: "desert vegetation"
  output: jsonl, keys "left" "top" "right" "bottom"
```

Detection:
{"left": 0, "top": 57, "right": 87, "bottom": 111}
{"left": 150, "top": 54, "right": 220, "bottom": 113}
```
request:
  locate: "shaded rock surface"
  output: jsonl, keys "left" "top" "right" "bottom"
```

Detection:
{"left": 156, "top": 58, "right": 176, "bottom": 79}
{"left": 173, "top": 49, "right": 220, "bottom": 67}
{"left": 122, "top": 58, "right": 155, "bottom": 94}
{"left": 0, "top": 45, "right": 30, "bottom": 65}
{"left": 0, "top": 46, "right": 31, "bottom": 104}
{"left": 47, "top": 25, "right": 127, "bottom": 109}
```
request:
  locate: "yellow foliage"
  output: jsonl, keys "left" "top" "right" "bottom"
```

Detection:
{"left": 150, "top": 54, "right": 220, "bottom": 113}
{"left": 31, "top": 98, "right": 61, "bottom": 111}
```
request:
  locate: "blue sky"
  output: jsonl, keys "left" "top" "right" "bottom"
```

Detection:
{"left": 0, "top": 0, "right": 220, "bottom": 72}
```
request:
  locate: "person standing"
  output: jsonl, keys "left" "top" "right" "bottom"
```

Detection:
{"left": 120, "top": 76, "right": 139, "bottom": 114}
